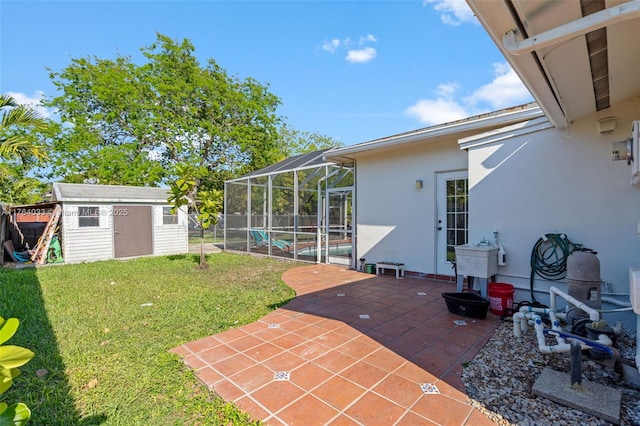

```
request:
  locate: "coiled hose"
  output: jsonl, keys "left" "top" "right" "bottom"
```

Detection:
{"left": 529, "top": 233, "right": 581, "bottom": 304}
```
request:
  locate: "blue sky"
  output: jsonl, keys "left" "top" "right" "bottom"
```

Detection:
{"left": 0, "top": 0, "right": 533, "bottom": 146}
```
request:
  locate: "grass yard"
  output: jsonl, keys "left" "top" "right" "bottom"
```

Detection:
{"left": 0, "top": 253, "right": 298, "bottom": 425}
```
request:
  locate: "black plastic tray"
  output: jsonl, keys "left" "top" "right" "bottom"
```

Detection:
{"left": 442, "top": 292, "right": 489, "bottom": 319}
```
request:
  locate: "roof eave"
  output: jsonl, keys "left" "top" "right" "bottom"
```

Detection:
{"left": 324, "top": 104, "right": 543, "bottom": 161}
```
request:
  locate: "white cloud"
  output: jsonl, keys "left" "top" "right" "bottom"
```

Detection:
{"left": 322, "top": 34, "right": 378, "bottom": 63}
{"left": 405, "top": 83, "right": 469, "bottom": 125}
{"left": 464, "top": 63, "right": 532, "bottom": 109}
{"left": 6, "top": 90, "right": 55, "bottom": 119}
{"left": 423, "top": 0, "right": 476, "bottom": 26}
{"left": 404, "top": 63, "right": 532, "bottom": 125}
{"left": 345, "top": 47, "right": 377, "bottom": 64}
{"left": 322, "top": 39, "right": 341, "bottom": 53}
{"left": 359, "top": 34, "right": 378, "bottom": 44}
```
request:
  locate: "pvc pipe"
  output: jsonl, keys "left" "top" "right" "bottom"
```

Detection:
{"left": 549, "top": 286, "right": 600, "bottom": 322}
{"left": 601, "top": 296, "right": 632, "bottom": 308}
{"left": 503, "top": 0, "right": 640, "bottom": 55}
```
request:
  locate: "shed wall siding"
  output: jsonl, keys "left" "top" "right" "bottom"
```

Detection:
{"left": 355, "top": 139, "right": 467, "bottom": 274}
{"left": 60, "top": 204, "right": 113, "bottom": 263}
{"left": 59, "top": 202, "right": 188, "bottom": 263}
{"left": 153, "top": 206, "right": 189, "bottom": 255}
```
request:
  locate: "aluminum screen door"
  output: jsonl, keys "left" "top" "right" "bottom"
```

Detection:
{"left": 436, "top": 171, "right": 468, "bottom": 275}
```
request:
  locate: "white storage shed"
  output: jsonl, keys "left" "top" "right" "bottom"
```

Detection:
{"left": 52, "top": 183, "right": 188, "bottom": 263}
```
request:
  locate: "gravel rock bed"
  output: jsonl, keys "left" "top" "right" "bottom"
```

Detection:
{"left": 462, "top": 320, "right": 640, "bottom": 425}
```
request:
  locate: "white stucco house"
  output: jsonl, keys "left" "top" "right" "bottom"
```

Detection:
{"left": 51, "top": 183, "right": 188, "bottom": 263}
{"left": 223, "top": 0, "right": 639, "bottom": 329}
{"left": 321, "top": 0, "right": 640, "bottom": 327}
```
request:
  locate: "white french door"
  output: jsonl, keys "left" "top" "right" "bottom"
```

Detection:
{"left": 436, "top": 171, "right": 468, "bottom": 275}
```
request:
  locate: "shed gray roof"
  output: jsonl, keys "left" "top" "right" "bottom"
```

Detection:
{"left": 52, "top": 183, "right": 171, "bottom": 203}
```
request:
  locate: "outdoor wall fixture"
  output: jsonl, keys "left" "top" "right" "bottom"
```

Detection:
{"left": 416, "top": 179, "right": 424, "bottom": 189}
{"left": 597, "top": 117, "right": 617, "bottom": 134}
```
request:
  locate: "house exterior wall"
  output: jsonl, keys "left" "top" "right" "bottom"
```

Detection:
{"left": 355, "top": 139, "right": 467, "bottom": 274}
{"left": 60, "top": 203, "right": 188, "bottom": 263}
{"left": 467, "top": 100, "right": 640, "bottom": 325}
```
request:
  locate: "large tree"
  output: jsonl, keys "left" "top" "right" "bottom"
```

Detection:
{"left": 45, "top": 33, "right": 283, "bottom": 188}
{"left": 46, "top": 33, "right": 284, "bottom": 267}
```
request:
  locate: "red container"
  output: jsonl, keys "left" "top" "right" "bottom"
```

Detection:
{"left": 488, "top": 283, "right": 514, "bottom": 315}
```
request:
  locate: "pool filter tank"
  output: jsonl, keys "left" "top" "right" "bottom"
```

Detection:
{"left": 566, "top": 250, "right": 601, "bottom": 310}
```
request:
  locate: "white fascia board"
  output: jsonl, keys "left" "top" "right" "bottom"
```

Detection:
{"left": 458, "top": 116, "right": 553, "bottom": 150}
{"left": 324, "top": 104, "right": 544, "bottom": 160}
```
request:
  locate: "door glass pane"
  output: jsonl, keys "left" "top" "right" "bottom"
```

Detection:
{"left": 445, "top": 178, "right": 468, "bottom": 261}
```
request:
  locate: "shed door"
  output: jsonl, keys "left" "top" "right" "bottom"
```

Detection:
{"left": 114, "top": 206, "right": 153, "bottom": 258}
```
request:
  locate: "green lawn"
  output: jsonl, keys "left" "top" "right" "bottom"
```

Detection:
{"left": 0, "top": 253, "right": 298, "bottom": 425}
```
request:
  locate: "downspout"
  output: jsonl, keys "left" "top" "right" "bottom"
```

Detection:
{"left": 503, "top": 0, "right": 640, "bottom": 55}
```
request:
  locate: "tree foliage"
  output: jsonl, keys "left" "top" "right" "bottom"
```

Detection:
{"left": 45, "top": 33, "right": 283, "bottom": 188}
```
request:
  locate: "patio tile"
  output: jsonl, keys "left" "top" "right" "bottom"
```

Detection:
{"left": 410, "top": 394, "right": 474, "bottom": 425}
{"left": 312, "top": 350, "right": 358, "bottom": 374}
{"left": 234, "top": 396, "right": 271, "bottom": 422}
{"left": 270, "top": 332, "right": 308, "bottom": 350}
{"left": 198, "top": 344, "right": 237, "bottom": 365}
{"left": 211, "top": 353, "right": 256, "bottom": 377}
{"left": 341, "top": 361, "right": 389, "bottom": 389}
{"left": 289, "top": 362, "right": 333, "bottom": 391}
{"left": 311, "top": 329, "right": 352, "bottom": 348}
{"left": 212, "top": 378, "right": 245, "bottom": 402}
{"left": 249, "top": 380, "right": 306, "bottom": 414}
{"left": 182, "top": 354, "right": 207, "bottom": 370}
{"left": 228, "top": 363, "right": 275, "bottom": 393}
{"left": 195, "top": 366, "right": 224, "bottom": 388}
{"left": 344, "top": 391, "right": 406, "bottom": 425}
{"left": 361, "top": 347, "right": 406, "bottom": 373}
{"left": 262, "top": 351, "right": 307, "bottom": 371}
{"left": 168, "top": 345, "right": 191, "bottom": 357}
{"left": 289, "top": 340, "right": 330, "bottom": 361}
{"left": 292, "top": 324, "right": 328, "bottom": 339}
{"left": 276, "top": 394, "right": 339, "bottom": 425}
{"left": 395, "top": 411, "right": 439, "bottom": 425}
{"left": 213, "top": 327, "right": 248, "bottom": 343}
{"left": 243, "top": 342, "right": 283, "bottom": 362}
{"left": 182, "top": 335, "right": 219, "bottom": 353}
{"left": 326, "top": 414, "right": 362, "bottom": 426}
{"left": 336, "top": 338, "right": 378, "bottom": 359}
{"left": 372, "top": 374, "right": 423, "bottom": 408}
{"left": 311, "top": 375, "right": 367, "bottom": 411}
{"left": 225, "top": 334, "right": 264, "bottom": 352}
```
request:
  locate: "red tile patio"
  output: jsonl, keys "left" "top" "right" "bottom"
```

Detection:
{"left": 170, "top": 264, "right": 501, "bottom": 425}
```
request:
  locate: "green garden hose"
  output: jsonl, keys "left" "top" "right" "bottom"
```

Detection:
{"left": 529, "top": 233, "right": 581, "bottom": 303}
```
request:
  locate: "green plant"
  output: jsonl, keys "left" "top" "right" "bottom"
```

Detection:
{"left": 0, "top": 317, "right": 34, "bottom": 426}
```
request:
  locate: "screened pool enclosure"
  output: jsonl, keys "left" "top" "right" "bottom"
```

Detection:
{"left": 224, "top": 149, "right": 355, "bottom": 267}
